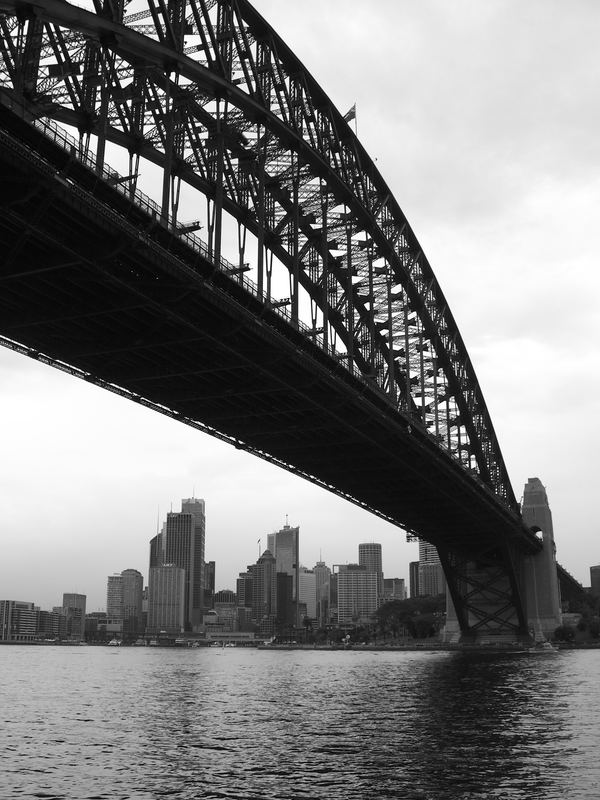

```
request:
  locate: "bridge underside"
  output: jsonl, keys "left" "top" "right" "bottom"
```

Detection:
{"left": 0, "top": 109, "right": 535, "bottom": 566}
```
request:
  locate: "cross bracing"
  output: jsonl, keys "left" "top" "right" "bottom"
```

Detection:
{"left": 0, "top": 0, "right": 515, "bottom": 510}
{"left": 0, "top": 1, "right": 529, "bottom": 514}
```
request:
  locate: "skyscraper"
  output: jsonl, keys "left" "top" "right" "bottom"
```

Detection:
{"left": 358, "top": 543, "right": 384, "bottom": 600}
{"left": 61, "top": 593, "right": 86, "bottom": 641}
{"left": 298, "top": 567, "right": 317, "bottom": 620}
{"left": 251, "top": 549, "right": 277, "bottom": 622}
{"left": 336, "top": 564, "right": 378, "bottom": 626}
{"left": 149, "top": 498, "right": 206, "bottom": 631}
{"left": 591, "top": 566, "right": 600, "bottom": 597}
{"left": 148, "top": 565, "right": 186, "bottom": 635}
{"left": 417, "top": 541, "right": 445, "bottom": 596}
{"left": 313, "top": 561, "right": 331, "bottom": 626}
{"left": 267, "top": 522, "right": 299, "bottom": 625}
{"left": 106, "top": 574, "right": 123, "bottom": 618}
{"left": 121, "top": 569, "right": 144, "bottom": 635}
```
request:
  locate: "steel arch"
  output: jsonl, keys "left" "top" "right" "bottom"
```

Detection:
{"left": 0, "top": 0, "right": 514, "bottom": 511}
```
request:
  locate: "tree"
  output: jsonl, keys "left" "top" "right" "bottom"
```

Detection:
{"left": 376, "top": 595, "right": 446, "bottom": 640}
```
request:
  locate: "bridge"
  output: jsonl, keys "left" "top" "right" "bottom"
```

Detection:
{"left": 0, "top": 0, "right": 581, "bottom": 641}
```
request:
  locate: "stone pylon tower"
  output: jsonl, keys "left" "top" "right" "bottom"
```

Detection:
{"left": 521, "top": 477, "right": 562, "bottom": 640}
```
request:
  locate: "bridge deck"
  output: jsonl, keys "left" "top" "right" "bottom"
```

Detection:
{"left": 0, "top": 109, "right": 537, "bottom": 554}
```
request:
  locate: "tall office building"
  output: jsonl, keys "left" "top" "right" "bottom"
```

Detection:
{"left": 417, "top": 541, "right": 445, "bottom": 596}
{"left": 358, "top": 543, "right": 384, "bottom": 600}
{"left": 267, "top": 522, "right": 299, "bottom": 602}
{"left": 62, "top": 593, "right": 86, "bottom": 641}
{"left": 147, "top": 565, "right": 186, "bottom": 635}
{"left": 313, "top": 561, "right": 331, "bottom": 626}
{"left": 236, "top": 570, "right": 253, "bottom": 608}
{"left": 336, "top": 564, "right": 378, "bottom": 626}
{"left": 106, "top": 570, "right": 144, "bottom": 635}
{"left": 409, "top": 561, "right": 420, "bottom": 598}
{"left": 251, "top": 549, "right": 277, "bottom": 622}
{"left": 121, "top": 569, "right": 144, "bottom": 635}
{"left": 591, "top": 566, "right": 600, "bottom": 597}
{"left": 298, "top": 567, "right": 317, "bottom": 620}
{"left": 106, "top": 574, "right": 123, "bottom": 618}
{"left": 204, "top": 560, "right": 215, "bottom": 608}
{"left": 149, "top": 498, "right": 206, "bottom": 631}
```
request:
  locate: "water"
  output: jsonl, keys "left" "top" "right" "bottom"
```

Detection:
{"left": 1, "top": 645, "right": 599, "bottom": 799}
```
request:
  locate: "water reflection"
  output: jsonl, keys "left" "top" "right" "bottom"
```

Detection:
{"left": 2, "top": 646, "right": 599, "bottom": 799}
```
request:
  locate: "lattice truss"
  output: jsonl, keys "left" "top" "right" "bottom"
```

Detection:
{"left": 0, "top": 0, "right": 515, "bottom": 509}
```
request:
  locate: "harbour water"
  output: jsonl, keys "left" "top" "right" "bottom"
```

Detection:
{"left": 2, "top": 645, "right": 599, "bottom": 799}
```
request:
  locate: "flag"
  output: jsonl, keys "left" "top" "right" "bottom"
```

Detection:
{"left": 343, "top": 103, "right": 356, "bottom": 123}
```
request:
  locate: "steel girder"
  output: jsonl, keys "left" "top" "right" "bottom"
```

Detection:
{"left": 0, "top": 0, "right": 518, "bottom": 514}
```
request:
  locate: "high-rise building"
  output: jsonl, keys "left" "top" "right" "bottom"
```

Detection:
{"left": 358, "top": 543, "right": 384, "bottom": 600}
{"left": 62, "top": 593, "right": 86, "bottom": 641}
{"left": 590, "top": 566, "right": 600, "bottom": 597}
{"left": 106, "top": 574, "right": 123, "bottom": 618}
{"left": 417, "top": 541, "right": 445, "bottom": 596}
{"left": 251, "top": 549, "right": 277, "bottom": 622}
{"left": 267, "top": 521, "right": 300, "bottom": 627}
{"left": 106, "top": 570, "right": 144, "bottom": 636}
{"left": 313, "top": 561, "right": 331, "bottom": 626}
{"left": 298, "top": 568, "right": 317, "bottom": 620}
{"left": 236, "top": 570, "right": 253, "bottom": 608}
{"left": 409, "top": 561, "right": 419, "bottom": 598}
{"left": 0, "top": 600, "right": 38, "bottom": 641}
{"left": 147, "top": 565, "right": 186, "bottom": 635}
{"left": 335, "top": 564, "right": 378, "bottom": 626}
{"left": 204, "top": 560, "right": 215, "bottom": 608}
{"left": 149, "top": 498, "right": 205, "bottom": 631}
{"left": 267, "top": 522, "right": 299, "bottom": 601}
{"left": 121, "top": 569, "right": 144, "bottom": 635}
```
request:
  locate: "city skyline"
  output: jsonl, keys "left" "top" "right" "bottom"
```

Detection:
{"left": 2, "top": 1, "right": 599, "bottom": 609}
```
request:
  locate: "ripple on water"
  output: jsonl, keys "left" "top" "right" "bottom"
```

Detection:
{"left": 1, "top": 647, "right": 600, "bottom": 798}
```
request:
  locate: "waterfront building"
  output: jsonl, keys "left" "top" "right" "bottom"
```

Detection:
{"left": 105, "top": 570, "right": 144, "bottom": 636}
{"left": 121, "top": 569, "right": 144, "bottom": 635}
{"left": 0, "top": 600, "right": 38, "bottom": 641}
{"left": 147, "top": 564, "right": 186, "bottom": 635}
{"left": 335, "top": 564, "right": 378, "bottom": 626}
{"left": 61, "top": 593, "right": 86, "bottom": 641}
{"left": 38, "top": 609, "right": 67, "bottom": 639}
{"left": 149, "top": 498, "right": 206, "bottom": 631}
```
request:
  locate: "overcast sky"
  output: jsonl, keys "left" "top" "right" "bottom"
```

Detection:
{"left": 1, "top": 0, "right": 599, "bottom": 611}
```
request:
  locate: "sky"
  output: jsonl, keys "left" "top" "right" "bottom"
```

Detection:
{"left": 2, "top": 0, "right": 599, "bottom": 611}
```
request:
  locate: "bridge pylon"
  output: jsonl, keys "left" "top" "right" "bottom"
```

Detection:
{"left": 442, "top": 477, "right": 562, "bottom": 645}
{"left": 520, "top": 477, "right": 563, "bottom": 641}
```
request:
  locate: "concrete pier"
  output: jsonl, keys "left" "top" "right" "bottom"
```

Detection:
{"left": 520, "top": 477, "right": 562, "bottom": 640}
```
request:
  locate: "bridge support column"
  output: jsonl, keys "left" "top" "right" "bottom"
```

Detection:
{"left": 439, "top": 542, "right": 530, "bottom": 645}
{"left": 520, "top": 477, "right": 562, "bottom": 641}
